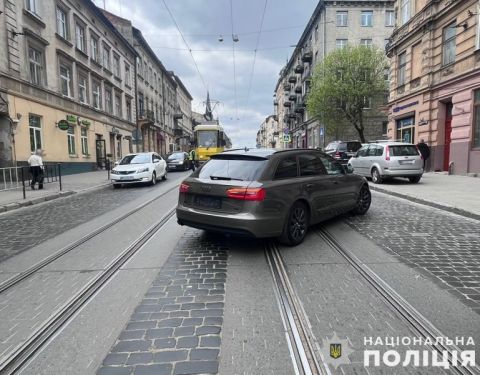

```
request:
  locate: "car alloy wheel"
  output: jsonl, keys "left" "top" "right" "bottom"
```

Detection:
{"left": 352, "top": 185, "right": 371, "bottom": 215}
{"left": 280, "top": 201, "right": 309, "bottom": 246}
{"left": 409, "top": 175, "right": 421, "bottom": 183}
{"left": 371, "top": 168, "right": 382, "bottom": 184}
{"left": 151, "top": 172, "right": 157, "bottom": 185}
{"left": 162, "top": 170, "right": 167, "bottom": 180}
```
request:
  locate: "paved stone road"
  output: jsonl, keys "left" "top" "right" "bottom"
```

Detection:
{"left": 347, "top": 192, "right": 480, "bottom": 313}
{"left": 0, "top": 185, "right": 159, "bottom": 262}
{"left": 97, "top": 230, "right": 228, "bottom": 375}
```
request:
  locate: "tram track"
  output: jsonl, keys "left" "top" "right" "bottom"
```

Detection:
{"left": 0, "top": 207, "right": 176, "bottom": 374}
{"left": 0, "top": 183, "right": 180, "bottom": 295}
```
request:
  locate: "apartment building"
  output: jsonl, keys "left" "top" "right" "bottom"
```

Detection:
{"left": 256, "top": 115, "right": 280, "bottom": 148}
{"left": 171, "top": 73, "right": 193, "bottom": 152}
{"left": 274, "top": 0, "right": 394, "bottom": 149}
{"left": 386, "top": 0, "right": 480, "bottom": 174}
{"left": 0, "top": 0, "right": 137, "bottom": 171}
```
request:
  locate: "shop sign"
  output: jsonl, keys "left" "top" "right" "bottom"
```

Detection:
{"left": 81, "top": 119, "right": 91, "bottom": 126}
{"left": 58, "top": 119, "right": 70, "bottom": 131}
{"left": 66, "top": 114, "right": 77, "bottom": 123}
{"left": 392, "top": 101, "right": 418, "bottom": 113}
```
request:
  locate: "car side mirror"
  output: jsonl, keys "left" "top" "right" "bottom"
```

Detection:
{"left": 114, "top": 161, "right": 119, "bottom": 166}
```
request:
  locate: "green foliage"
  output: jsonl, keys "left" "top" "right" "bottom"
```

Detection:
{"left": 307, "top": 45, "right": 388, "bottom": 142}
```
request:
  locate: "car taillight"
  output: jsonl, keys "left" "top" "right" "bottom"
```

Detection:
{"left": 385, "top": 145, "right": 390, "bottom": 161}
{"left": 179, "top": 183, "right": 190, "bottom": 193}
{"left": 334, "top": 152, "right": 341, "bottom": 159}
{"left": 226, "top": 187, "right": 266, "bottom": 201}
{"left": 415, "top": 145, "right": 423, "bottom": 159}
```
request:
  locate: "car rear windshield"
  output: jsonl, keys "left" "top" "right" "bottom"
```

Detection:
{"left": 389, "top": 145, "right": 419, "bottom": 156}
{"left": 338, "top": 142, "right": 361, "bottom": 152}
{"left": 198, "top": 158, "right": 267, "bottom": 181}
{"left": 325, "top": 142, "right": 338, "bottom": 151}
{"left": 168, "top": 153, "right": 184, "bottom": 160}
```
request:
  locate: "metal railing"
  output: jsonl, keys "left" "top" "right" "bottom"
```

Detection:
{"left": 0, "top": 164, "right": 63, "bottom": 199}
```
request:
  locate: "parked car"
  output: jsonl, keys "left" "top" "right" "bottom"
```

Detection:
{"left": 111, "top": 152, "right": 167, "bottom": 188}
{"left": 167, "top": 152, "right": 192, "bottom": 171}
{"left": 347, "top": 142, "right": 423, "bottom": 184}
{"left": 177, "top": 148, "right": 371, "bottom": 246}
{"left": 324, "top": 141, "right": 363, "bottom": 165}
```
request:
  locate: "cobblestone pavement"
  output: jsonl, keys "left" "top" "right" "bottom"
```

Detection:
{"left": 97, "top": 230, "right": 228, "bottom": 375}
{"left": 0, "top": 185, "right": 160, "bottom": 262}
{"left": 347, "top": 192, "right": 480, "bottom": 313}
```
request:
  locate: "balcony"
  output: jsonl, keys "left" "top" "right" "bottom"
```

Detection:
{"left": 288, "top": 76, "right": 297, "bottom": 84}
{"left": 294, "top": 104, "right": 305, "bottom": 114}
{"left": 289, "top": 94, "right": 297, "bottom": 101}
{"left": 294, "top": 64, "right": 304, "bottom": 74}
{"left": 139, "top": 109, "right": 155, "bottom": 123}
{"left": 283, "top": 83, "right": 291, "bottom": 91}
{"left": 283, "top": 101, "right": 292, "bottom": 107}
{"left": 302, "top": 50, "right": 313, "bottom": 63}
{"left": 274, "top": 99, "right": 278, "bottom": 106}
{"left": 294, "top": 85, "right": 302, "bottom": 94}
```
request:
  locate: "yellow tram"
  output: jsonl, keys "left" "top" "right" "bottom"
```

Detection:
{"left": 193, "top": 124, "right": 228, "bottom": 164}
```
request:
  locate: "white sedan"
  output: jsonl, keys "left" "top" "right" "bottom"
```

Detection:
{"left": 111, "top": 152, "right": 167, "bottom": 188}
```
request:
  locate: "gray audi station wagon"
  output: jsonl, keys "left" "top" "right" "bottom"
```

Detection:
{"left": 176, "top": 148, "right": 371, "bottom": 246}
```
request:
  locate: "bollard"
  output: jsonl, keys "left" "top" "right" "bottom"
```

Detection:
{"left": 21, "top": 167, "right": 26, "bottom": 199}
{"left": 58, "top": 163, "right": 62, "bottom": 191}
{"left": 106, "top": 160, "right": 110, "bottom": 180}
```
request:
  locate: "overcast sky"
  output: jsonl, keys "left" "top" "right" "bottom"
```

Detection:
{"left": 96, "top": 0, "right": 318, "bottom": 147}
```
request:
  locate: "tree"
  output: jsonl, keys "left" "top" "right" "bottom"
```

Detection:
{"left": 307, "top": 45, "right": 388, "bottom": 143}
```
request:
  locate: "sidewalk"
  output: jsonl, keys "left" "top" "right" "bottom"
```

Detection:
{"left": 369, "top": 172, "right": 480, "bottom": 220}
{"left": 0, "top": 170, "right": 111, "bottom": 213}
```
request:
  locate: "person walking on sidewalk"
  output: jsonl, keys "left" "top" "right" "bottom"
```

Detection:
{"left": 416, "top": 139, "right": 430, "bottom": 170}
{"left": 28, "top": 149, "right": 44, "bottom": 190}
{"left": 189, "top": 149, "right": 196, "bottom": 172}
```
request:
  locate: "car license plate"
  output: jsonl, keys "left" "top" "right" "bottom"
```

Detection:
{"left": 399, "top": 160, "right": 414, "bottom": 165}
{"left": 120, "top": 176, "right": 134, "bottom": 180}
{"left": 194, "top": 195, "right": 222, "bottom": 209}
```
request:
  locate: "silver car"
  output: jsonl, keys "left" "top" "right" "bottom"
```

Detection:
{"left": 347, "top": 142, "right": 423, "bottom": 183}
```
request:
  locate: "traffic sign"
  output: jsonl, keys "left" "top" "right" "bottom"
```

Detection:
{"left": 58, "top": 120, "right": 70, "bottom": 131}
{"left": 283, "top": 134, "right": 291, "bottom": 143}
{"left": 319, "top": 127, "right": 324, "bottom": 136}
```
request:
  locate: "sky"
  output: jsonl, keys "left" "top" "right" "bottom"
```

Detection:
{"left": 95, "top": 0, "right": 318, "bottom": 148}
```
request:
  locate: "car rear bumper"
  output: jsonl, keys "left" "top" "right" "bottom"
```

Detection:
{"left": 176, "top": 204, "right": 283, "bottom": 238}
{"left": 381, "top": 168, "right": 423, "bottom": 177}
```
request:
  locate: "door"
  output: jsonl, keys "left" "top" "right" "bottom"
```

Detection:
{"left": 443, "top": 103, "right": 453, "bottom": 171}
{"left": 95, "top": 138, "right": 106, "bottom": 169}
{"left": 351, "top": 145, "right": 369, "bottom": 175}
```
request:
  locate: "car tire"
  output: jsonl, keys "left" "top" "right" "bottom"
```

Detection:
{"left": 162, "top": 170, "right": 167, "bottom": 180}
{"left": 371, "top": 168, "right": 383, "bottom": 184}
{"left": 113, "top": 184, "right": 121, "bottom": 189}
{"left": 150, "top": 172, "right": 157, "bottom": 185}
{"left": 409, "top": 175, "right": 421, "bottom": 183}
{"left": 279, "top": 201, "right": 309, "bottom": 246}
{"left": 351, "top": 184, "right": 371, "bottom": 215}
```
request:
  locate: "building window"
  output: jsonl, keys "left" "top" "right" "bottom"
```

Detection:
{"left": 477, "top": 5, "right": 480, "bottom": 50}
{"left": 67, "top": 125, "right": 76, "bottom": 155}
{"left": 92, "top": 79, "right": 101, "bottom": 109}
{"left": 29, "top": 114, "right": 42, "bottom": 152}
{"left": 411, "top": 42, "right": 422, "bottom": 80}
{"left": 28, "top": 46, "right": 43, "bottom": 85}
{"left": 78, "top": 72, "right": 88, "bottom": 104}
{"left": 105, "top": 87, "right": 113, "bottom": 114}
{"left": 398, "top": 51, "right": 406, "bottom": 86}
{"left": 360, "top": 39, "right": 373, "bottom": 47}
{"left": 126, "top": 98, "right": 132, "bottom": 122}
{"left": 75, "top": 22, "right": 86, "bottom": 52}
{"left": 144, "top": 61, "right": 148, "bottom": 82}
{"left": 382, "top": 121, "right": 388, "bottom": 135}
{"left": 474, "top": 90, "right": 480, "bottom": 148}
{"left": 56, "top": 6, "right": 68, "bottom": 39}
{"left": 125, "top": 63, "right": 131, "bottom": 86}
{"left": 90, "top": 34, "right": 99, "bottom": 62}
{"left": 113, "top": 54, "right": 120, "bottom": 77}
{"left": 81, "top": 127, "right": 88, "bottom": 155}
{"left": 385, "top": 10, "right": 395, "bottom": 27}
{"left": 314, "top": 25, "right": 318, "bottom": 41}
{"left": 115, "top": 93, "right": 122, "bottom": 117}
{"left": 443, "top": 22, "right": 456, "bottom": 66}
{"left": 336, "top": 11, "right": 348, "bottom": 27}
{"left": 336, "top": 39, "right": 348, "bottom": 49}
{"left": 117, "top": 137, "right": 122, "bottom": 158}
{"left": 396, "top": 117, "right": 415, "bottom": 143}
{"left": 138, "top": 92, "right": 144, "bottom": 116}
{"left": 363, "top": 97, "right": 372, "bottom": 109}
{"left": 102, "top": 45, "right": 110, "bottom": 70}
{"left": 25, "top": 0, "right": 38, "bottom": 15}
{"left": 59, "top": 62, "right": 72, "bottom": 97}
{"left": 361, "top": 11, "right": 373, "bottom": 27}
{"left": 401, "top": 0, "right": 410, "bottom": 25}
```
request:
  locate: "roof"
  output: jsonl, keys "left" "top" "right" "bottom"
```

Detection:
{"left": 95, "top": 7, "right": 137, "bottom": 57}
{"left": 170, "top": 73, "right": 193, "bottom": 101}
{"left": 194, "top": 124, "right": 224, "bottom": 131}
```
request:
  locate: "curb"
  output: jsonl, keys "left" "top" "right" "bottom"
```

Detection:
{"left": 369, "top": 185, "right": 480, "bottom": 221}
{"left": 0, "top": 182, "right": 111, "bottom": 214}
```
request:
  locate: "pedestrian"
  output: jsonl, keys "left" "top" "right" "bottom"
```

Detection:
{"left": 189, "top": 148, "right": 196, "bottom": 172}
{"left": 416, "top": 139, "right": 430, "bottom": 170}
{"left": 27, "top": 149, "right": 44, "bottom": 190}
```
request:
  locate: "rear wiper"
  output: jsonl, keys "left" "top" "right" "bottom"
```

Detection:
{"left": 210, "top": 175, "right": 243, "bottom": 181}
